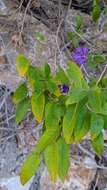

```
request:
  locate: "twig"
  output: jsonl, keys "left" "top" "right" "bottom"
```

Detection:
{"left": 96, "top": 64, "right": 107, "bottom": 85}
{"left": 78, "top": 144, "right": 94, "bottom": 158}
{"left": 93, "top": 173, "right": 99, "bottom": 190}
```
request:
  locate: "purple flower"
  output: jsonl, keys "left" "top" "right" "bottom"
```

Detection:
{"left": 71, "top": 47, "right": 90, "bottom": 65}
{"left": 59, "top": 84, "right": 69, "bottom": 94}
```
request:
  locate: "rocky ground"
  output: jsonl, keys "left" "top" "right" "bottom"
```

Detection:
{"left": 0, "top": 0, "right": 107, "bottom": 190}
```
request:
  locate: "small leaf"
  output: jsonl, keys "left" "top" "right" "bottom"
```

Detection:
{"left": 44, "top": 143, "right": 58, "bottom": 182}
{"left": 104, "top": 115, "right": 107, "bottom": 129}
{"left": 55, "top": 67, "right": 69, "bottom": 84}
{"left": 66, "top": 88, "right": 88, "bottom": 105}
{"left": 15, "top": 98, "right": 28, "bottom": 124}
{"left": 74, "top": 107, "right": 90, "bottom": 141}
{"left": 28, "top": 66, "right": 44, "bottom": 91}
{"left": 90, "top": 113, "right": 104, "bottom": 140}
{"left": 67, "top": 32, "right": 80, "bottom": 48}
{"left": 91, "top": 132, "right": 104, "bottom": 157}
{"left": 20, "top": 151, "right": 40, "bottom": 185}
{"left": 67, "top": 61, "right": 83, "bottom": 87}
{"left": 13, "top": 83, "right": 28, "bottom": 104}
{"left": 35, "top": 32, "right": 45, "bottom": 42}
{"left": 63, "top": 104, "right": 78, "bottom": 144}
{"left": 35, "top": 126, "right": 61, "bottom": 154}
{"left": 16, "top": 55, "right": 29, "bottom": 77}
{"left": 88, "top": 87, "right": 103, "bottom": 113}
{"left": 31, "top": 92, "right": 45, "bottom": 123}
{"left": 94, "top": 55, "right": 106, "bottom": 63}
{"left": 92, "top": 4, "right": 101, "bottom": 22}
{"left": 87, "top": 53, "right": 96, "bottom": 69}
{"left": 45, "top": 79, "right": 57, "bottom": 94}
{"left": 43, "top": 63, "right": 51, "bottom": 78}
{"left": 76, "top": 15, "right": 83, "bottom": 31}
{"left": 45, "top": 102, "right": 65, "bottom": 128}
{"left": 57, "top": 138, "right": 70, "bottom": 181}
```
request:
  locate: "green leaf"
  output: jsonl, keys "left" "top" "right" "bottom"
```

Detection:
{"left": 67, "top": 61, "right": 83, "bottom": 87}
{"left": 13, "top": 83, "right": 28, "bottom": 104}
{"left": 104, "top": 115, "right": 107, "bottom": 129}
{"left": 35, "top": 32, "right": 45, "bottom": 42}
{"left": 88, "top": 87, "right": 103, "bottom": 113}
{"left": 92, "top": 4, "right": 101, "bottom": 22}
{"left": 31, "top": 92, "right": 45, "bottom": 123}
{"left": 74, "top": 107, "right": 90, "bottom": 141}
{"left": 67, "top": 32, "right": 80, "bottom": 48}
{"left": 15, "top": 98, "right": 28, "bottom": 124}
{"left": 45, "top": 79, "right": 57, "bottom": 94}
{"left": 94, "top": 55, "right": 106, "bottom": 63}
{"left": 91, "top": 132, "right": 104, "bottom": 157}
{"left": 87, "top": 53, "right": 96, "bottom": 69}
{"left": 35, "top": 126, "right": 61, "bottom": 154}
{"left": 66, "top": 88, "right": 88, "bottom": 105}
{"left": 20, "top": 151, "right": 40, "bottom": 185}
{"left": 101, "top": 102, "right": 107, "bottom": 116}
{"left": 90, "top": 113, "right": 104, "bottom": 140}
{"left": 43, "top": 63, "right": 51, "bottom": 78}
{"left": 63, "top": 104, "right": 78, "bottom": 144}
{"left": 57, "top": 138, "right": 70, "bottom": 181}
{"left": 55, "top": 67, "right": 69, "bottom": 84}
{"left": 45, "top": 102, "right": 65, "bottom": 128}
{"left": 76, "top": 15, "right": 83, "bottom": 31}
{"left": 28, "top": 66, "right": 44, "bottom": 91}
{"left": 44, "top": 143, "right": 58, "bottom": 182}
{"left": 16, "top": 55, "right": 29, "bottom": 77}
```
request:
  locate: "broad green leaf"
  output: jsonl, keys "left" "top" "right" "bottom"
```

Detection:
{"left": 20, "top": 151, "right": 40, "bottom": 185}
{"left": 91, "top": 132, "right": 104, "bottom": 157}
{"left": 90, "top": 113, "right": 104, "bottom": 140}
{"left": 104, "top": 115, "right": 107, "bottom": 129}
{"left": 45, "top": 102, "right": 65, "bottom": 128}
{"left": 94, "top": 55, "right": 106, "bottom": 63}
{"left": 15, "top": 98, "right": 28, "bottom": 124}
{"left": 44, "top": 143, "right": 58, "bottom": 182}
{"left": 88, "top": 87, "right": 103, "bottom": 113}
{"left": 13, "top": 83, "right": 28, "bottom": 104}
{"left": 31, "top": 92, "right": 45, "bottom": 123}
{"left": 74, "top": 107, "right": 90, "bottom": 141}
{"left": 67, "top": 61, "right": 83, "bottom": 87}
{"left": 28, "top": 66, "right": 44, "bottom": 91}
{"left": 16, "top": 55, "right": 29, "bottom": 77}
{"left": 99, "top": 78, "right": 107, "bottom": 88}
{"left": 63, "top": 104, "right": 78, "bottom": 144}
{"left": 57, "top": 138, "right": 70, "bottom": 181}
{"left": 43, "top": 63, "right": 51, "bottom": 78}
{"left": 66, "top": 88, "right": 88, "bottom": 105}
{"left": 101, "top": 102, "right": 107, "bottom": 116}
{"left": 35, "top": 126, "right": 61, "bottom": 154}
{"left": 55, "top": 67, "right": 69, "bottom": 84}
{"left": 45, "top": 79, "right": 57, "bottom": 94}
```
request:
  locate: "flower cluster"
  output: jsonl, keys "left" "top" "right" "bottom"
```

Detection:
{"left": 59, "top": 84, "right": 69, "bottom": 94}
{"left": 71, "top": 47, "right": 89, "bottom": 65}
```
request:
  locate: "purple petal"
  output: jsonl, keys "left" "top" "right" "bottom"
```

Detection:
{"left": 75, "top": 47, "right": 83, "bottom": 54}
{"left": 62, "top": 85, "right": 69, "bottom": 93}
{"left": 82, "top": 47, "right": 90, "bottom": 55}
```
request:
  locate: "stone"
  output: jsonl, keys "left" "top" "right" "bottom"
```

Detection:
{"left": 0, "top": 6, "right": 61, "bottom": 90}
{"left": 0, "top": 176, "right": 33, "bottom": 190}
{"left": 40, "top": 160, "right": 96, "bottom": 190}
